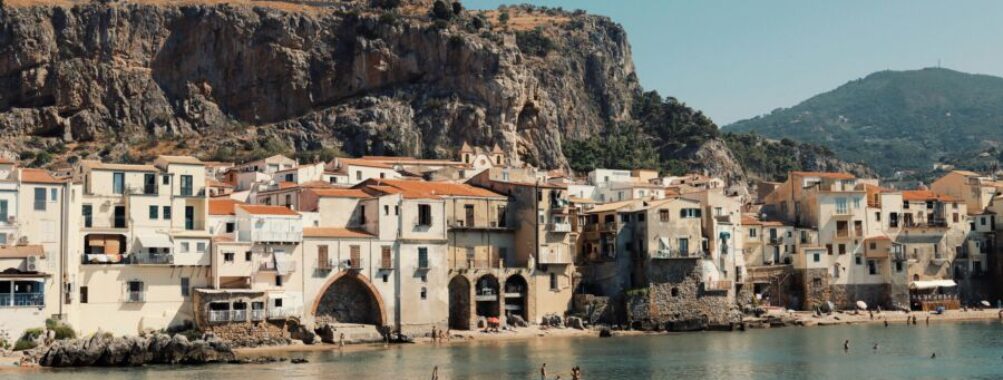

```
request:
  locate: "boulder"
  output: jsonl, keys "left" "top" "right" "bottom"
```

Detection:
{"left": 507, "top": 315, "right": 528, "bottom": 328}
{"left": 541, "top": 314, "right": 563, "bottom": 328}
{"left": 565, "top": 316, "right": 585, "bottom": 330}
{"left": 36, "top": 333, "right": 234, "bottom": 367}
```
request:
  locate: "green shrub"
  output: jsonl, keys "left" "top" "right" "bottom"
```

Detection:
{"left": 14, "top": 328, "right": 44, "bottom": 351}
{"left": 431, "top": 0, "right": 453, "bottom": 20}
{"left": 515, "top": 27, "right": 555, "bottom": 57}
{"left": 45, "top": 319, "right": 76, "bottom": 340}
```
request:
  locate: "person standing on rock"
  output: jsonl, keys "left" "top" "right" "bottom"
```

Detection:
{"left": 431, "top": 326, "right": 438, "bottom": 343}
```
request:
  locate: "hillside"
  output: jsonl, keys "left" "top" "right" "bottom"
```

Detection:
{"left": 0, "top": 0, "right": 867, "bottom": 183}
{"left": 725, "top": 68, "right": 1003, "bottom": 176}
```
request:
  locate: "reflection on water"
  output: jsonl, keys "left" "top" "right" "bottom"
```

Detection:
{"left": 12, "top": 322, "right": 1003, "bottom": 379}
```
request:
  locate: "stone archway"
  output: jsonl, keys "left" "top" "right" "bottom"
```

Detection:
{"left": 312, "top": 273, "right": 387, "bottom": 326}
{"left": 448, "top": 276, "right": 472, "bottom": 330}
{"left": 504, "top": 274, "right": 528, "bottom": 321}
{"left": 475, "top": 275, "right": 500, "bottom": 319}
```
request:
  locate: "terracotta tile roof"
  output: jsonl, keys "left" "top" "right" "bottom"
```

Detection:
{"left": 303, "top": 227, "right": 375, "bottom": 238}
{"left": 80, "top": 160, "right": 158, "bottom": 172}
{"left": 569, "top": 196, "right": 595, "bottom": 204}
{"left": 585, "top": 199, "right": 636, "bottom": 214}
{"left": 0, "top": 245, "right": 44, "bottom": 258}
{"left": 901, "top": 190, "right": 956, "bottom": 202}
{"left": 19, "top": 168, "right": 64, "bottom": 184}
{"left": 951, "top": 170, "right": 980, "bottom": 177}
{"left": 312, "top": 188, "right": 372, "bottom": 198}
{"left": 301, "top": 180, "right": 334, "bottom": 189}
{"left": 209, "top": 198, "right": 243, "bottom": 215}
{"left": 790, "top": 171, "right": 854, "bottom": 180}
{"left": 237, "top": 204, "right": 300, "bottom": 216}
{"left": 361, "top": 179, "right": 504, "bottom": 198}
{"left": 157, "top": 155, "right": 203, "bottom": 165}
{"left": 338, "top": 158, "right": 395, "bottom": 169}
{"left": 864, "top": 235, "right": 891, "bottom": 242}
{"left": 741, "top": 215, "right": 762, "bottom": 226}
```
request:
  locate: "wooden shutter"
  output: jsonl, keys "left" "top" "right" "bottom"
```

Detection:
{"left": 350, "top": 245, "right": 361, "bottom": 268}
{"left": 381, "top": 246, "right": 392, "bottom": 269}
{"left": 318, "top": 245, "right": 329, "bottom": 268}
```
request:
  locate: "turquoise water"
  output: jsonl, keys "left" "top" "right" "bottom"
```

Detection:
{"left": 13, "top": 322, "right": 1003, "bottom": 379}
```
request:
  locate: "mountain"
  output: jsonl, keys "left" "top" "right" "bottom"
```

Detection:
{"left": 724, "top": 68, "right": 1003, "bottom": 177}
{"left": 0, "top": 1, "right": 868, "bottom": 183}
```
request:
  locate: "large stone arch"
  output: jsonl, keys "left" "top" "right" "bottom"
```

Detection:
{"left": 475, "top": 274, "right": 500, "bottom": 319}
{"left": 504, "top": 274, "right": 528, "bottom": 321}
{"left": 448, "top": 275, "right": 472, "bottom": 330}
{"left": 311, "top": 273, "right": 387, "bottom": 326}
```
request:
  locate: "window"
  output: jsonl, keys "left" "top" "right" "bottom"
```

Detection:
{"left": 620, "top": 214, "right": 630, "bottom": 223}
{"left": 889, "top": 213, "right": 899, "bottom": 228}
{"left": 274, "top": 298, "right": 283, "bottom": 308}
{"left": 149, "top": 205, "right": 159, "bottom": 220}
{"left": 180, "top": 277, "right": 190, "bottom": 297}
{"left": 855, "top": 255, "right": 862, "bottom": 265}
{"left": 181, "top": 242, "right": 190, "bottom": 253}
{"left": 144, "top": 173, "right": 156, "bottom": 194}
{"left": 356, "top": 171, "right": 362, "bottom": 181}
{"left": 162, "top": 174, "right": 170, "bottom": 185}
{"left": 276, "top": 275, "right": 283, "bottom": 287}
{"left": 196, "top": 242, "right": 206, "bottom": 253}
{"left": 82, "top": 204, "right": 93, "bottom": 228}
{"left": 420, "top": 287, "right": 427, "bottom": 300}
{"left": 379, "top": 172, "right": 386, "bottom": 179}
{"left": 0, "top": 200, "right": 6, "bottom": 222}
{"left": 678, "top": 238, "right": 689, "bottom": 254}
{"left": 113, "top": 172, "right": 125, "bottom": 194}
{"left": 359, "top": 205, "right": 367, "bottom": 226}
{"left": 382, "top": 274, "right": 389, "bottom": 283}
{"left": 184, "top": 206, "right": 194, "bottom": 230}
{"left": 749, "top": 228, "right": 757, "bottom": 238}
{"left": 869, "top": 242, "right": 877, "bottom": 250}
{"left": 982, "top": 217, "right": 987, "bottom": 226}
{"left": 318, "top": 245, "right": 329, "bottom": 268}
{"left": 868, "top": 260, "right": 878, "bottom": 275}
{"left": 245, "top": 251, "right": 252, "bottom": 262}
{"left": 838, "top": 244, "right": 846, "bottom": 255}
{"left": 350, "top": 245, "right": 361, "bottom": 268}
{"left": 638, "top": 213, "right": 645, "bottom": 222}
{"left": 497, "top": 206, "right": 507, "bottom": 227}
{"left": 550, "top": 273, "right": 558, "bottom": 290}
{"left": 163, "top": 206, "right": 172, "bottom": 220}
{"left": 80, "top": 286, "right": 88, "bottom": 304}
{"left": 180, "top": 175, "right": 193, "bottom": 197}
{"left": 826, "top": 244, "right": 833, "bottom": 255}
{"left": 394, "top": 205, "right": 400, "bottom": 215}
{"left": 284, "top": 173, "right": 294, "bottom": 182}
{"left": 659, "top": 209, "right": 670, "bottom": 222}
{"left": 126, "top": 281, "right": 144, "bottom": 302}
{"left": 284, "top": 194, "right": 292, "bottom": 206}
{"left": 875, "top": 212, "right": 881, "bottom": 221}
{"left": 680, "top": 208, "right": 701, "bottom": 218}
{"left": 418, "top": 247, "right": 429, "bottom": 269}
{"left": 113, "top": 206, "right": 126, "bottom": 228}
{"left": 50, "top": 188, "right": 57, "bottom": 201}
{"left": 418, "top": 204, "right": 433, "bottom": 226}
{"left": 384, "top": 205, "right": 390, "bottom": 215}
{"left": 381, "top": 246, "right": 392, "bottom": 269}
{"left": 895, "top": 261, "right": 904, "bottom": 272}
{"left": 34, "top": 188, "right": 46, "bottom": 211}
{"left": 224, "top": 252, "right": 234, "bottom": 262}
{"left": 225, "top": 222, "right": 235, "bottom": 233}
{"left": 835, "top": 198, "right": 848, "bottom": 214}
{"left": 813, "top": 253, "right": 820, "bottom": 262}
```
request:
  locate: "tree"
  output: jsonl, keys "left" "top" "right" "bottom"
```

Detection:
{"left": 451, "top": 1, "right": 463, "bottom": 15}
{"left": 498, "top": 11, "right": 510, "bottom": 28}
{"left": 432, "top": 0, "right": 453, "bottom": 20}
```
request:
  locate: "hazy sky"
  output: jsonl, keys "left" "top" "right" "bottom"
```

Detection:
{"left": 465, "top": 0, "right": 1003, "bottom": 125}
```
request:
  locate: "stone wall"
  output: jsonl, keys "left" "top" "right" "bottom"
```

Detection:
{"left": 571, "top": 293, "right": 618, "bottom": 325}
{"left": 205, "top": 321, "right": 291, "bottom": 348}
{"left": 831, "top": 284, "right": 891, "bottom": 309}
{"left": 626, "top": 260, "right": 740, "bottom": 331}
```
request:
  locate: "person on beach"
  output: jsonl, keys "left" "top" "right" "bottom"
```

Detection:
{"left": 926, "top": 316, "right": 930, "bottom": 325}
{"left": 844, "top": 340, "right": 849, "bottom": 351}
{"left": 431, "top": 366, "right": 439, "bottom": 380}
{"left": 912, "top": 316, "right": 917, "bottom": 325}
{"left": 541, "top": 363, "right": 547, "bottom": 380}
{"left": 884, "top": 319, "right": 888, "bottom": 327}
{"left": 431, "top": 326, "right": 437, "bottom": 343}
{"left": 572, "top": 366, "right": 582, "bottom": 380}
{"left": 339, "top": 333, "right": 345, "bottom": 349}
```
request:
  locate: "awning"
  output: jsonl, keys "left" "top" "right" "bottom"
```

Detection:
{"left": 910, "top": 280, "right": 958, "bottom": 290}
{"left": 136, "top": 234, "right": 172, "bottom": 249}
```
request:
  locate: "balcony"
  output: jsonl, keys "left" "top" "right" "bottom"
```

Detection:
{"left": 317, "top": 258, "right": 335, "bottom": 271}
{"left": 250, "top": 309, "right": 266, "bottom": 321}
{"left": 475, "top": 289, "right": 497, "bottom": 302}
{"left": 538, "top": 249, "right": 573, "bottom": 264}
{"left": 231, "top": 309, "right": 247, "bottom": 322}
{"left": 651, "top": 249, "right": 701, "bottom": 260}
{"left": 768, "top": 236, "right": 783, "bottom": 245}
{"left": 548, "top": 222, "right": 572, "bottom": 233}
{"left": 259, "top": 260, "right": 297, "bottom": 273}
{"left": 130, "top": 253, "right": 174, "bottom": 265}
{"left": 0, "top": 293, "right": 44, "bottom": 307}
{"left": 125, "top": 291, "right": 145, "bottom": 303}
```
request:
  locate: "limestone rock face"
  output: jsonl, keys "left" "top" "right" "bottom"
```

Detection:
{"left": 31, "top": 333, "right": 235, "bottom": 367}
{"left": 0, "top": 3, "right": 637, "bottom": 169}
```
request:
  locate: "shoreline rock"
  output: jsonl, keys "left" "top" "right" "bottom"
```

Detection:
{"left": 29, "top": 333, "right": 235, "bottom": 367}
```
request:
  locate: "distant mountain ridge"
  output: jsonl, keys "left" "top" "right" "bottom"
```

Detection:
{"left": 724, "top": 68, "right": 1003, "bottom": 176}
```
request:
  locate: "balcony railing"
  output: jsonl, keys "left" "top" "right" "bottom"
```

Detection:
{"left": 250, "top": 309, "right": 266, "bottom": 321}
{"left": 0, "top": 293, "right": 45, "bottom": 307}
{"left": 651, "top": 249, "right": 700, "bottom": 260}
{"left": 208, "top": 310, "right": 231, "bottom": 323}
{"left": 548, "top": 223, "right": 572, "bottom": 233}
{"left": 231, "top": 309, "right": 247, "bottom": 322}
{"left": 317, "top": 258, "right": 335, "bottom": 271}
{"left": 130, "top": 253, "right": 174, "bottom": 265}
{"left": 125, "top": 291, "right": 145, "bottom": 303}
{"left": 768, "top": 236, "right": 782, "bottom": 245}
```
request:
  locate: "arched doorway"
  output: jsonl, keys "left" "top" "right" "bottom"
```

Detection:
{"left": 504, "top": 275, "right": 528, "bottom": 321}
{"left": 475, "top": 275, "right": 500, "bottom": 319}
{"left": 448, "top": 276, "right": 471, "bottom": 330}
{"left": 313, "top": 274, "right": 386, "bottom": 326}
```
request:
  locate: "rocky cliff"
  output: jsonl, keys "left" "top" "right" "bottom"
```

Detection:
{"left": 0, "top": 1, "right": 868, "bottom": 181}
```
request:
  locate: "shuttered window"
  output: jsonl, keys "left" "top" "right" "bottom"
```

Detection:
{"left": 350, "top": 245, "right": 361, "bottom": 268}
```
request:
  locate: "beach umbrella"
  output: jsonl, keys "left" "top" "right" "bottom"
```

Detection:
{"left": 856, "top": 301, "right": 868, "bottom": 310}
{"left": 981, "top": 300, "right": 991, "bottom": 307}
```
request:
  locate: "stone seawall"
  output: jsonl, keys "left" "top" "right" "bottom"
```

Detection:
{"left": 626, "top": 260, "right": 741, "bottom": 331}
{"left": 30, "top": 333, "right": 234, "bottom": 367}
